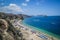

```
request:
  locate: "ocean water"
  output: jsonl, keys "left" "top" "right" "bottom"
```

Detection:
{"left": 23, "top": 16, "right": 60, "bottom": 36}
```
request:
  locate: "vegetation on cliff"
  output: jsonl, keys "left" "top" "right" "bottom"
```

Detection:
{"left": 0, "top": 12, "right": 27, "bottom": 40}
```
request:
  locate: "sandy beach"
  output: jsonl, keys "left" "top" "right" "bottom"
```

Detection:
{"left": 11, "top": 19, "right": 60, "bottom": 40}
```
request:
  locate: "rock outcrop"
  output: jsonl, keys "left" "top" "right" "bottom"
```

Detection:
{"left": 0, "top": 19, "right": 25, "bottom": 40}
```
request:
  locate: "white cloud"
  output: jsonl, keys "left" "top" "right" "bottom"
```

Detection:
{"left": 25, "top": 0, "right": 30, "bottom": 2}
{"left": 22, "top": 3, "right": 27, "bottom": 6}
{"left": 0, "top": 4, "right": 24, "bottom": 13}
{"left": 21, "top": 0, "right": 30, "bottom": 7}
{"left": 8, "top": 4, "right": 23, "bottom": 12}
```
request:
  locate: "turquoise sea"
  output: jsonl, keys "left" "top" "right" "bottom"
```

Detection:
{"left": 22, "top": 16, "right": 60, "bottom": 39}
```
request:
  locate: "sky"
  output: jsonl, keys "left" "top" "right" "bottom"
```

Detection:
{"left": 0, "top": 0, "right": 60, "bottom": 16}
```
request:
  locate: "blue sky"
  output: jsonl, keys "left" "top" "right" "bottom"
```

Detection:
{"left": 0, "top": 0, "right": 60, "bottom": 16}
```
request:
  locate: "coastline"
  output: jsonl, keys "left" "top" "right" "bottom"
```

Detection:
{"left": 11, "top": 19, "right": 60, "bottom": 40}
{"left": 21, "top": 21, "right": 60, "bottom": 40}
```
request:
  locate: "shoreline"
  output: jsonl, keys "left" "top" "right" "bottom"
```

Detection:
{"left": 21, "top": 20, "right": 60, "bottom": 40}
{"left": 11, "top": 19, "right": 60, "bottom": 40}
